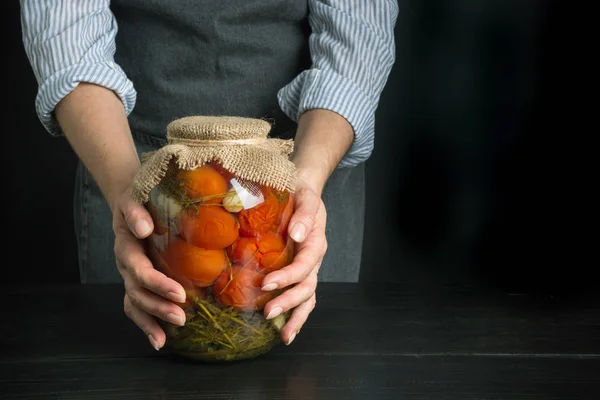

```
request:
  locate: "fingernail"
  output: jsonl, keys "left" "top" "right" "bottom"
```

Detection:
{"left": 266, "top": 306, "right": 283, "bottom": 320}
{"left": 168, "top": 291, "right": 186, "bottom": 304}
{"left": 167, "top": 313, "right": 185, "bottom": 326}
{"left": 135, "top": 219, "right": 151, "bottom": 237}
{"left": 290, "top": 223, "right": 307, "bottom": 242}
{"left": 148, "top": 334, "right": 160, "bottom": 351}
{"left": 286, "top": 331, "right": 297, "bottom": 345}
{"left": 261, "top": 283, "right": 278, "bottom": 292}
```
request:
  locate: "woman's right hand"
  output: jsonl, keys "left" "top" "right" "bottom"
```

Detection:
{"left": 112, "top": 189, "right": 187, "bottom": 351}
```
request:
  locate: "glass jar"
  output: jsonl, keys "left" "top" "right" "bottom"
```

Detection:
{"left": 145, "top": 161, "right": 294, "bottom": 361}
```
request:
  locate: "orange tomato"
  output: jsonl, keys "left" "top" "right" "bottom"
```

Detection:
{"left": 238, "top": 191, "right": 279, "bottom": 237}
{"left": 179, "top": 206, "right": 239, "bottom": 249}
{"left": 162, "top": 236, "right": 227, "bottom": 287}
{"left": 177, "top": 165, "right": 228, "bottom": 204}
{"left": 147, "top": 238, "right": 195, "bottom": 308}
{"left": 146, "top": 240, "right": 208, "bottom": 311}
{"left": 213, "top": 266, "right": 275, "bottom": 311}
{"left": 227, "top": 232, "right": 292, "bottom": 274}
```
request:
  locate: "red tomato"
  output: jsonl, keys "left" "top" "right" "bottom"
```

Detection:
{"left": 227, "top": 232, "right": 292, "bottom": 274}
{"left": 238, "top": 191, "right": 279, "bottom": 237}
{"left": 213, "top": 266, "right": 274, "bottom": 311}
{"left": 259, "top": 234, "right": 294, "bottom": 274}
{"left": 227, "top": 237, "right": 261, "bottom": 270}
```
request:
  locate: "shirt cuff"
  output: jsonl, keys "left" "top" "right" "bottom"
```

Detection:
{"left": 35, "top": 61, "right": 137, "bottom": 136}
{"left": 277, "top": 68, "right": 376, "bottom": 168}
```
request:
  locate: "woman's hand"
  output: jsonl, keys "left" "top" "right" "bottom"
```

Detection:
{"left": 260, "top": 109, "right": 354, "bottom": 345}
{"left": 113, "top": 190, "right": 187, "bottom": 351}
{"left": 55, "top": 83, "right": 187, "bottom": 351}
{"left": 260, "top": 178, "right": 327, "bottom": 345}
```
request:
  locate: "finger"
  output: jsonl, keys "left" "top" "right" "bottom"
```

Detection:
{"left": 126, "top": 285, "right": 186, "bottom": 327}
{"left": 115, "top": 235, "right": 186, "bottom": 303}
{"left": 264, "top": 272, "right": 317, "bottom": 320}
{"left": 261, "top": 234, "right": 325, "bottom": 290}
{"left": 118, "top": 193, "right": 154, "bottom": 239}
{"left": 288, "top": 187, "right": 321, "bottom": 243}
{"left": 124, "top": 294, "right": 166, "bottom": 351}
{"left": 280, "top": 293, "right": 317, "bottom": 345}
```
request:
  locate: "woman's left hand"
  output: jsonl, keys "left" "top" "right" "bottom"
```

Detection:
{"left": 260, "top": 108, "right": 354, "bottom": 345}
{"left": 260, "top": 177, "right": 327, "bottom": 345}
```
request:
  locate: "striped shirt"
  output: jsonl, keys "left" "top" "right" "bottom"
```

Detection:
{"left": 20, "top": 0, "right": 398, "bottom": 167}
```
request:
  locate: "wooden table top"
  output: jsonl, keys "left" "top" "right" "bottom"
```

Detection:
{"left": 1, "top": 281, "right": 599, "bottom": 399}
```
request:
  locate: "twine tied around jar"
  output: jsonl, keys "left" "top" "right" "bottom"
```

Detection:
{"left": 130, "top": 116, "right": 296, "bottom": 204}
{"left": 168, "top": 137, "right": 269, "bottom": 146}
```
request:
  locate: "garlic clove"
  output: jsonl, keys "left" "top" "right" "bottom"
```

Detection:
{"left": 157, "top": 190, "right": 183, "bottom": 220}
{"left": 223, "top": 189, "right": 244, "bottom": 213}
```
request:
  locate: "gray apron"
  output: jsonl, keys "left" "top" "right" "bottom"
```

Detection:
{"left": 74, "top": 0, "right": 365, "bottom": 283}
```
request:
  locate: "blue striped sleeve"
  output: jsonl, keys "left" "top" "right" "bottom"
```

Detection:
{"left": 20, "top": 0, "right": 136, "bottom": 136}
{"left": 278, "top": 0, "right": 399, "bottom": 168}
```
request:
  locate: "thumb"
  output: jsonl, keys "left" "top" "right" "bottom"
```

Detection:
{"left": 288, "top": 187, "right": 320, "bottom": 243}
{"left": 120, "top": 195, "right": 155, "bottom": 239}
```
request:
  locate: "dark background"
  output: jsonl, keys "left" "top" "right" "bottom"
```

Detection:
{"left": 4, "top": 1, "right": 593, "bottom": 292}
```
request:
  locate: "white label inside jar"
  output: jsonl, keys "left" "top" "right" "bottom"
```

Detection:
{"left": 230, "top": 178, "right": 264, "bottom": 210}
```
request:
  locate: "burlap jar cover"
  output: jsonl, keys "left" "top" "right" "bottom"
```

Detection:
{"left": 131, "top": 116, "right": 296, "bottom": 205}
